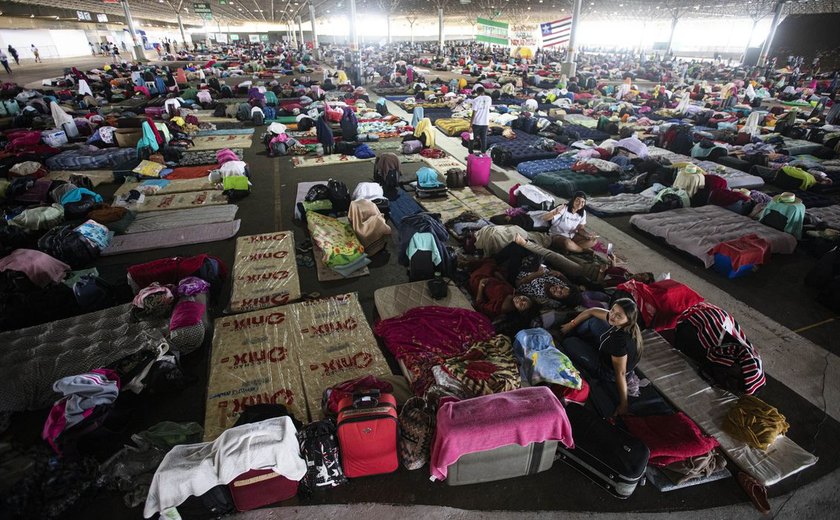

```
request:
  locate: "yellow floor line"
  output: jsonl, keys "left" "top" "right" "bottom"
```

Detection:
{"left": 793, "top": 318, "right": 838, "bottom": 334}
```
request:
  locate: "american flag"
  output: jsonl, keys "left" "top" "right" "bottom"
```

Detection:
{"left": 540, "top": 17, "right": 573, "bottom": 47}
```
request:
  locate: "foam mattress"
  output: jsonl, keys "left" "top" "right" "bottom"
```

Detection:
{"left": 630, "top": 205, "right": 798, "bottom": 268}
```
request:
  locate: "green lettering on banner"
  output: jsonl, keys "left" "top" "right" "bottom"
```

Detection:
{"left": 476, "top": 17, "right": 509, "bottom": 45}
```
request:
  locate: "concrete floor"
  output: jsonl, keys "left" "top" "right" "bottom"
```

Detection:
{"left": 3, "top": 58, "right": 840, "bottom": 519}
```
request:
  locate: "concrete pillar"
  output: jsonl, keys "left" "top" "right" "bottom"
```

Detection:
{"left": 438, "top": 8, "right": 444, "bottom": 52}
{"left": 348, "top": 0, "right": 361, "bottom": 85}
{"left": 562, "top": 0, "right": 582, "bottom": 76}
{"left": 742, "top": 18, "right": 759, "bottom": 65}
{"left": 758, "top": 1, "right": 785, "bottom": 67}
{"left": 176, "top": 12, "right": 187, "bottom": 49}
{"left": 309, "top": 3, "right": 319, "bottom": 58}
{"left": 298, "top": 16, "right": 305, "bottom": 50}
{"left": 120, "top": 0, "right": 145, "bottom": 61}
{"left": 666, "top": 15, "right": 679, "bottom": 55}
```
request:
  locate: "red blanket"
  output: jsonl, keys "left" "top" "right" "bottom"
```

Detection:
{"left": 374, "top": 306, "right": 494, "bottom": 359}
{"left": 164, "top": 164, "right": 219, "bottom": 180}
{"left": 617, "top": 279, "right": 704, "bottom": 331}
{"left": 623, "top": 412, "right": 719, "bottom": 466}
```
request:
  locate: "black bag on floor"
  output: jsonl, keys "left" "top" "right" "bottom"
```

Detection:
{"left": 37, "top": 225, "right": 99, "bottom": 268}
{"left": 409, "top": 249, "right": 436, "bottom": 281}
{"left": 176, "top": 485, "right": 235, "bottom": 520}
{"left": 327, "top": 178, "right": 351, "bottom": 212}
{"left": 556, "top": 404, "right": 649, "bottom": 498}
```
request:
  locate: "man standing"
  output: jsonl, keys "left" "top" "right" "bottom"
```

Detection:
{"left": 31, "top": 44, "right": 41, "bottom": 63}
{"left": 465, "top": 85, "right": 491, "bottom": 154}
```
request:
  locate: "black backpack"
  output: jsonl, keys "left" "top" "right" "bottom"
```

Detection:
{"left": 305, "top": 183, "right": 330, "bottom": 202}
{"left": 37, "top": 225, "right": 99, "bottom": 268}
{"left": 297, "top": 419, "right": 347, "bottom": 495}
{"left": 213, "top": 103, "right": 226, "bottom": 117}
{"left": 650, "top": 193, "right": 684, "bottom": 213}
{"left": 327, "top": 179, "right": 351, "bottom": 212}
{"left": 220, "top": 85, "right": 233, "bottom": 98}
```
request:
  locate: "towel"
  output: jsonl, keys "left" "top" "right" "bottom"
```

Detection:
{"left": 143, "top": 416, "right": 306, "bottom": 518}
{"left": 429, "top": 386, "right": 574, "bottom": 481}
{"left": 724, "top": 395, "right": 789, "bottom": 450}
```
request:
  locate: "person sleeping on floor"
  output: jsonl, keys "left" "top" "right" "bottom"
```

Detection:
{"left": 467, "top": 259, "right": 535, "bottom": 319}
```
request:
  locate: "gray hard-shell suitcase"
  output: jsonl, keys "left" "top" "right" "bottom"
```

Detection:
{"left": 445, "top": 440, "right": 558, "bottom": 486}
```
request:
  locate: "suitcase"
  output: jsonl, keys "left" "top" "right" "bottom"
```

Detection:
{"left": 229, "top": 469, "right": 299, "bottom": 512}
{"left": 446, "top": 441, "right": 557, "bottom": 486}
{"left": 415, "top": 186, "right": 448, "bottom": 199}
{"left": 336, "top": 390, "right": 399, "bottom": 478}
{"left": 556, "top": 404, "right": 649, "bottom": 498}
{"left": 466, "top": 153, "right": 491, "bottom": 187}
{"left": 432, "top": 386, "right": 568, "bottom": 486}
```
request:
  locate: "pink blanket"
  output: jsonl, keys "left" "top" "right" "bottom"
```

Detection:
{"left": 374, "top": 306, "right": 495, "bottom": 359}
{"left": 429, "top": 386, "right": 574, "bottom": 481}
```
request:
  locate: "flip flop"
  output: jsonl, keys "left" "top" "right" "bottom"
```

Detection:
{"left": 737, "top": 472, "right": 770, "bottom": 515}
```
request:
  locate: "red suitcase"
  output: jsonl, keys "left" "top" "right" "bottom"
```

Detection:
{"left": 228, "top": 469, "right": 299, "bottom": 512}
{"left": 466, "top": 153, "right": 491, "bottom": 187}
{"left": 336, "top": 390, "right": 399, "bottom": 478}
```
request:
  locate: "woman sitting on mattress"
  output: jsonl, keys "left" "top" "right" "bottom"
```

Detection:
{"left": 542, "top": 191, "right": 599, "bottom": 254}
{"left": 558, "top": 298, "right": 643, "bottom": 417}
{"left": 467, "top": 259, "right": 534, "bottom": 319}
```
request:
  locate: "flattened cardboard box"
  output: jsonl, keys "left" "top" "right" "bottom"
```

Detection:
{"left": 290, "top": 293, "right": 391, "bottom": 421}
{"left": 204, "top": 307, "right": 306, "bottom": 441}
{"left": 227, "top": 231, "right": 301, "bottom": 313}
{"left": 206, "top": 293, "right": 390, "bottom": 440}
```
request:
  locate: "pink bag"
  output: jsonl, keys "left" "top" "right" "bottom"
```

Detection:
{"left": 466, "top": 153, "right": 491, "bottom": 187}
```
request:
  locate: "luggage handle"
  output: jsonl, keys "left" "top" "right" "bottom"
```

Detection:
{"left": 352, "top": 389, "right": 381, "bottom": 407}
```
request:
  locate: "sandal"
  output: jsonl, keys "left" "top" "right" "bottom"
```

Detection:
{"left": 737, "top": 472, "right": 770, "bottom": 515}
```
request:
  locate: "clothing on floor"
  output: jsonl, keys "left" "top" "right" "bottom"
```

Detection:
{"left": 348, "top": 199, "right": 390, "bottom": 256}
{"left": 0, "top": 248, "right": 70, "bottom": 287}
{"left": 623, "top": 412, "right": 720, "bottom": 467}
{"left": 724, "top": 395, "right": 789, "bottom": 450}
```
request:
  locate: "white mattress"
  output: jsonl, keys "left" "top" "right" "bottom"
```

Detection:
{"left": 630, "top": 205, "right": 798, "bottom": 267}
{"left": 806, "top": 205, "right": 840, "bottom": 230}
{"left": 694, "top": 161, "right": 765, "bottom": 190}
{"left": 638, "top": 331, "right": 818, "bottom": 487}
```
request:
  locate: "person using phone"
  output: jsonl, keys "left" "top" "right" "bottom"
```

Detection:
{"left": 542, "top": 191, "right": 598, "bottom": 253}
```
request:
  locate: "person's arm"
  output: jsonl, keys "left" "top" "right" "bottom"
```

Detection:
{"left": 611, "top": 354, "right": 629, "bottom": 416}
{"left": 476, "top": 278, "right": 488, "bottom": 302}
{"left": 559, "top": 307, "right": 608, "bottom": 334}
{"left": 542, "top": 204, "right": 567, "bottom": 221}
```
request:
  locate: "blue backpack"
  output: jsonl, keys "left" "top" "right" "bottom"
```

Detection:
{"left": 263, "top": 106, "right": 276, "bottom": 120}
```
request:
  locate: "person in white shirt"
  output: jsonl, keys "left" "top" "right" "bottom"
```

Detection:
{"left": 464, "top": 85, "right": 491, "bottom": 153}
{"left": 542, "top": 191, "right": 598, "bottom": 253}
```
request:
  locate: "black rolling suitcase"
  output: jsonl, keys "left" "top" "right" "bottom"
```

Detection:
{"left": 556, "top": 404, "right": 649, "bottom": 498}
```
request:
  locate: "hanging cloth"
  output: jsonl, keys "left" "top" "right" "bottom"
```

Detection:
{"left": 77, "top": 79, "right": 93, "bottom": 97}
{"left": 49, "top": 101, "right": 73, "bottom": 128}
{"left": 137, "top": 121, "right": 160, "bottom": 153}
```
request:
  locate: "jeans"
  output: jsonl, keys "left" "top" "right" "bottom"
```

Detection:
{"left": 559, "top": 317, "right": 613, "bottom": 382}
{"left": 472, "top": 124, "right": 488, "bottom": 153}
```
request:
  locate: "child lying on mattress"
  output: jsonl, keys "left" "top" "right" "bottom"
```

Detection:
{"left": 467, "top": 259, "right": 534, "bottom": 319}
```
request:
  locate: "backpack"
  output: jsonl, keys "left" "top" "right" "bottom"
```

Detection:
{"left": 306, "top": 184, "right": 330, "bottom": 202}
{"left": 327, "top": 179, "right": 350, "bottom": 212}
{"left": 446, "top": 168, "right": 466, "bottom": 189}
{"left": 252, "top": 110, "right": 264, "bottom": 126}
{"left": 382, "top": 170, "right": 401, "bottom": 200}
{"left": 236, "top": 102, "right": 251, "bottom": 121}
{"left": 263, "top": 106, "right": 276, "bottom": 120}
{"left": 650, "top": 193, "right": 684, "bottom": 213}
{"left": 297, "top": 419, "right": 347, "bottom": 495}
{"left": 220, "top": 85, "right": 233, "bottom": 98}
{"left": 37, "top": 225, "right": 99, "bottom": 269}
{"left": 213, "top": 104, "right": 226, "bottom": 117}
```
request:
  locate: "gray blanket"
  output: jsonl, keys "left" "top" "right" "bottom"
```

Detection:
{"left": 587, "top": 193, "right": 654, "bottom": 215}
{"left": 0, "top": 304, "right": 168, "bottom": 411}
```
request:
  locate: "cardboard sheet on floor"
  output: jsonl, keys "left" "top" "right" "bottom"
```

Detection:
{"left": 227, "top": 231, "right": 301, "bottom": 314}
{"left": 114, "top": 177, "right": 219, "bottom": 199}
{"left": 134, "top": 191, "right": 229, "bottom": 213}
{"left": 125, "top": 205, "right": 238, "bottom": 234}
{"left": 421, "top": 156, "right": 464, "bottom": 175}
{"left": 415, "top": 191, "right": 470, "bottom": 223}
{"left": 313, "top": 243, "right": 369, "bottom": 281}
{"left": 204, "top": 293, "right": 390, "bottom": 440}
{"left": 46, "top": 170, "right": 115, "bottom": 186}
{"left": 637, "top": 330, "right": 818, "bottom": 487}
{"left": 189, "top": 134, "right": 255, "bottom": 150}
{"left": 450, "top": 186, "right": 511, "bottom": 219}
{"left": 101, "top": 220, "right": 241, "bottom": 256}
{"left": 373, "top": 281, "right": 474, "bottom": 383}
